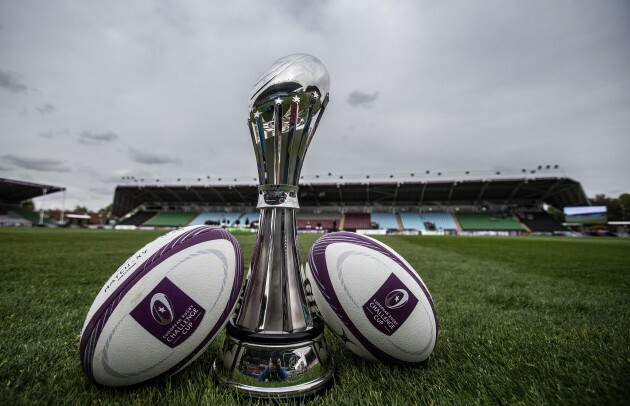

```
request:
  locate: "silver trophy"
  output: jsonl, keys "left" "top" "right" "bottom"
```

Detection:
{"left": 213, "top": 54, "right": 334, "bottom": 398}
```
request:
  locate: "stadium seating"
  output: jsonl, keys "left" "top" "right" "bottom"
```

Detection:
{"left": 517, "top": 212, "right": 567, "bottom": 233}
{"left": 118, "top": 211, "right": 157, "bottom": 226}
{"left": 343, "top": 213, "right": 371, "bottom": 230}
{"left": 297, "top": 212, "right": 340, "bottom": 231}
{"left": 219, "top": 214, "right": 240, "bottom": 227}
{"left": 113, "top": 209, "right": 561, "bottom": 233}
{"left": 399, "top": 212, "right": 460, "bottom": 231}
{"left": 237, "top": 212, "right": 260, "bottom": 226}
{"left": 419, "top": 212, "right": 459, "bottom": 231}
{"left": 0, "top": 208, "right": 32, "bottom": 226}
{"left": 456, "top": 212, "right": 525, "bottom": 231}
{"left": 400, "top": 213, "right": 427, "bottom": 230}
{"left": 371, "top": 212, "right": 399, "bottom": 230}
{"left": 9, "top": 206, "right": 47, "bottom": 225}
{"left": 142, "top": 211, "right": 199, "bottom": 227}
{"left": 189, "top": 212, "right": 227, "bottom": 226}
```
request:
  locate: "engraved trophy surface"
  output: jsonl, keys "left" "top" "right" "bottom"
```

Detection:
{"left": 213, "top": 54, "right": 334, "bottom": 398}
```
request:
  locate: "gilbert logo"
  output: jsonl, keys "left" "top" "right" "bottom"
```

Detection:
{"left": 150, "top": 293, "right": 174, "bottom": 325}
{"left": 384, "top": 289, "right": 409, "bottom": 310}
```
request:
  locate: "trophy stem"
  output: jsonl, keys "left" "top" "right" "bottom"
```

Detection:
{"left": 236, "top": 208, "right": 311, "bottom": 333}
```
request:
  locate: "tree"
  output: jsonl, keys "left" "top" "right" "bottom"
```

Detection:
{"left": 588, "top": 193, "right": 628, "bottom": 221}
{"left": 590, "top": 194, "right": 610, "bottom": 206}
{"left": 45, "top": 208, "right": 63, "bottom": 222}
{"left": 74, "top": 205, "right": 88, "bottom": 214}
{"left": 98, "top": 203, "right": 113, "bottom": 215}
{"left": 619, "top": 193, "right": 630, "bottom": 221}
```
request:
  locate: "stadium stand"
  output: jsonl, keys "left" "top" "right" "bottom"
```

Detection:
{"left": 419, "top": 212, "right": 459, "bottom": 231}
{"left": 456, "top": 212, "right": 525, "bottom": 231}
{"left": 110, "top": 177, "right": 592, "bottom": 233}
{"left": 118, "top": 211, "right": 157, "bottom": 226}
{"left": 1, "top": 174, "right": 597, "bottom": 233}
{"left": 142, "top": 211, "right": 199, "bottom": 227}
{"left": 1, "top": 178, "right": 65, "bottom": 204}
{"left": 400, "top": 213, "right": 427, "bottom": 231}
{"left": 343, "top": 213, "right": 371, "bottom": 230}
{"left": 517, "top": 211, "right": 567, "bottom": 233}
{"left": 112, "top": 178, "right": 589, "bottom": 218}
{"left": 220, "top": 214, "right": 240, "bottom": 227}
{"left": 0, "top": 178, "right": 65, "bottom": 227}
{"left": 296, "top": 212, "right": 340, "bottom": 231}
{"left": 10, "top": 206, "right": 45, "bottom": 225}
{"left": 0, "top": 208, "right": 32, "bottom": 226}
{"left": 371, "top": 212, "right": 399, "bottom": 230}
{"left": 189, "top": 212, "right": 227, "bottom": 226}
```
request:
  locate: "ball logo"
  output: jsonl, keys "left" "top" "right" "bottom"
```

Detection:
{"left": 150, "top": 293, "right": 174, "bottom": 325}
{"left": 131, "top": 278, "right": 206, "bottom": 348}
{"left": 384, "top": 289, "right": 409, "bottom": 310}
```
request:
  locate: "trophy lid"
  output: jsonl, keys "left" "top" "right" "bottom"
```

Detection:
{"left": 249, "top": 54, "right": 330, "bottom": 110}
{"left": 247, "top": 53, "right": 330, "bottom": 189}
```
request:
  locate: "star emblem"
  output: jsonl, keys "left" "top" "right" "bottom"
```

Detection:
{"left": 253, "top": 111, "right": 261, "bottom": 118}
{"left": 312, "top": 93, "right": 319, "bottom": 100}
{"left": 275, "top": 98, "right": 282, "bottom": 105}
{"left": 292, "top": 95, "right": 300, "bottom": 103}
{"left": 158, "top": 306, "right": 166, "bottom": 313}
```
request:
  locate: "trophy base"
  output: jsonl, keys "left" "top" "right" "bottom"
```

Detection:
{"left": 212, "top": 320, "right": 334, "bottom": 399}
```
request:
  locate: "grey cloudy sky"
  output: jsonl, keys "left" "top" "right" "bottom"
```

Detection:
{"left": 1, "top": 0, "right": 629, "bottom": 210}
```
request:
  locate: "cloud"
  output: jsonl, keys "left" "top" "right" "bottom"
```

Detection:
{"left": 129, "top": 149, "right": 181, "bottom": 165}
{"left": 39, "top": 128, "right": 72, "bottom": 139}
{"left": 0, "top": 69, "right": 29, "bottom": 93}
{"left": 88, "top": 186, "right": 115, "bottom": 196}
{"left": 35, "top": 103, "right": 56, "bottom": 114}
{"left": 36, "top": 103, "right": 55, "bottom": 115}
{"left": 79, "top": 131, "right": 119, "bottom": 145}
{"left": 39, "top": 131, "right": 55, "bottom": 139}
{"left": 281, "top": 0, "right": 327, "bottom": 32}
{"left": 347, "top": 91, "right": 380, "bottom": 108}
{"left": 0, "top": 1, "right": 627, "bottom": 210}
{"left": 2, "top": 154, "right": 70, "bottom": 172}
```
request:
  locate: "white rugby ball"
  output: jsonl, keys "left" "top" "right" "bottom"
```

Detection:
{"left": 305, "top": 231, "right": 437, "bottom": 365}
{"left": 79, "top": 225, "right": 244, "bottom": 386}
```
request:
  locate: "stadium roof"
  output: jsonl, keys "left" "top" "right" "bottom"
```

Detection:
{"left": 112, "top": 177, "right": 588, "bottom": 217}
{"left": 0, "top": 178, "right": 66, "bottom": 204}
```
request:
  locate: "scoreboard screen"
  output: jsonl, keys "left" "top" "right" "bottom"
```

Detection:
{"left": 563, "top": 206, "right": 607, "bottom": 224}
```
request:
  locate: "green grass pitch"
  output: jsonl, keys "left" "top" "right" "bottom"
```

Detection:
{"left": 0, "top": 227, "right": 628, "bottom": 405}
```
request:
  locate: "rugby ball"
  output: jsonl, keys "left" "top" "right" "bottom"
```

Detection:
{"left": 305, "top": 232, "right": 437, "bottom": 365}
{"left": 79, "top": 225, "right": 244, "bottom": 386}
